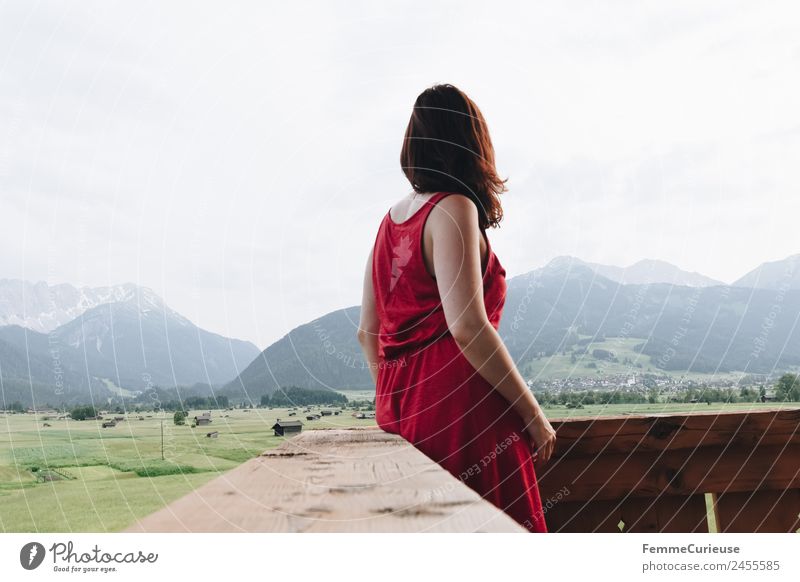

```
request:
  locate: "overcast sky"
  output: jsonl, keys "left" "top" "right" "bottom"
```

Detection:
{"left": 2, "top": 1, "right": 799, "bottom": 348}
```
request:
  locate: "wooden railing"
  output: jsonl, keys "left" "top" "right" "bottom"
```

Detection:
{"left": 537, "top": 408, "right": 800, "bottom": 533}
{"left": 126, "top": 409, "right": 800, "bottom": 533}
{"left": 125, "top": 428, "right": 525, "bottom": 532}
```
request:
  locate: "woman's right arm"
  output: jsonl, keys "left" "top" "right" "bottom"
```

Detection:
{"left": 426, "top": 195, "right": 556, "bottom": 464}
{"left": 357, "top": 247, "right": 380, "bottom": 385}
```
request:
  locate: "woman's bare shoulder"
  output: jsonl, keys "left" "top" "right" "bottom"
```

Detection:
{"left": 429, "top": 193, "right": 479, "bottom": 227}
{"left": 421, "top": 193, "right": 486, "bottom": 273}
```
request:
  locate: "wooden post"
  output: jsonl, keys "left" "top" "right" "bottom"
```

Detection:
{"left": 708, "top": 492, "right": 722, "bottom": 533}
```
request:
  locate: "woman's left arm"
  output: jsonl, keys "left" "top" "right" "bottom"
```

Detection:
{"left": 357, "top": 247, "right": 380, "bottom": 384}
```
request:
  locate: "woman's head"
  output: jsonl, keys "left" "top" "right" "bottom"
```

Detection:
{"left": 400, "top": 84, "right": 506, "bottom": 229}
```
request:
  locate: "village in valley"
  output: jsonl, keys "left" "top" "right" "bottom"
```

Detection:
{"left": 530, "top": 372, "right": 781, "bottom": 402}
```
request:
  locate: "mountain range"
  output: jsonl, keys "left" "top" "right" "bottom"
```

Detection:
{"left": 583, "top": 258, "right": 724, "bottom": 287}
{"left": 0, "top": 282, "right": 259, "bottom": 406}
{"left": 223, "top": 254, "right": 800, "bottom": 400}
{"left": 0, "top": 279, "right": 141, "bottom": 332}
{"left": 3, "top": 254, "right": 799, "bottom": 406}
{"left": 732, "top": 254, "right": 800, "bottom": 290}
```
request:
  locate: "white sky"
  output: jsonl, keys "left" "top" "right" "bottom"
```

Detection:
{"left": 2, "top": 1, "right": 799, "bottom": 348}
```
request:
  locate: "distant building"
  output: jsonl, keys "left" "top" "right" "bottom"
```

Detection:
{"left": 195, "top": 412, "right": 212, "bottom": 426}
{"left": 272, "top": 419, "right": 303, "bottom": 437}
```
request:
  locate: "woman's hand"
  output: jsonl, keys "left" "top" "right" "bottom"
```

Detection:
{"left": 525, "top": 413, "right": 556, "bottom": 465}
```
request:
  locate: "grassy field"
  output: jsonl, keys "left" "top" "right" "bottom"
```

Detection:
{"left": 0, "top": 407, "right": 376, "bottom": 532}
{"left": 1, "top": 401, "right": 796, "bottom": 532}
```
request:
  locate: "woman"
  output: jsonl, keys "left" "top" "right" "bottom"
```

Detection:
{"left": 357, "top": 83, "right": 555, "bottom": 532}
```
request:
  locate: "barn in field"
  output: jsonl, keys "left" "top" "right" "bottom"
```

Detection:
{"left": 272, "top": 419, "right": 303, "bottom": 437}
{"left": 195, "top": 412, "right": 212, "bottom": 426}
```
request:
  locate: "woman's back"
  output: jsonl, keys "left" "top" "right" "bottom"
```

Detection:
{"left": 388, "top": 192, "right": 490, "bottom": 277}
{"left": 370, "top": 192, "right": 504, "bottom": 362}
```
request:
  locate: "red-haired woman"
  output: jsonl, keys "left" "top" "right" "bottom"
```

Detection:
{"left": 357, "top": 84, "right": 555, "bottom": 532}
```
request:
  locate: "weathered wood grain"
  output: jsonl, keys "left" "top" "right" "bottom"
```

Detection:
{"left": 544, "top": 494, "right": 709, "bottom": 533}
{"left": 539, "top": 444, "right": 800, "bottom": 501}
{"left": 550, "top": 408, "right": 800, "bottom": 456}
{"left": 538, "top": 407, "right": 800, "bottom": 533}
{"left": 716, "top": 489, "right": 800, "bottom": 533}
{"left": 124, "top": 427, "right": 525, "bottom": 533}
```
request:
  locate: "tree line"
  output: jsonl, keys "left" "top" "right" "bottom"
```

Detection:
{"left": 260, "top": 386, "right": 348, "bottom": 407}
{"left": 5, "top": 375, "right": 798, "bottom": 416}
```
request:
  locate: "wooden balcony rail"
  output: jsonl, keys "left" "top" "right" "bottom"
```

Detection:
{"left": 126, "top": 409, "right": 800, "bottom": 533}
{"left": 537, "top": 408, "right": 800, "bottom": 533}
{"left": 125, "top": 427, "right": 525, "bottom": 533}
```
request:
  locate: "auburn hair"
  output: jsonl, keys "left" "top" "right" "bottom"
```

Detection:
{"left": 400, "top": 84, "right": 506, "bottom": 229}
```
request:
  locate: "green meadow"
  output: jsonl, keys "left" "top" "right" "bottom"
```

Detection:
{"left": 0, "top": 407, "right": 376, "bottom": 532}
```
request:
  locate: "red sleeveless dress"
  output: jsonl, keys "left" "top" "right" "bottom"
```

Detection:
{"left": 370, "top": 191, "right": 548, "bottom": 532}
